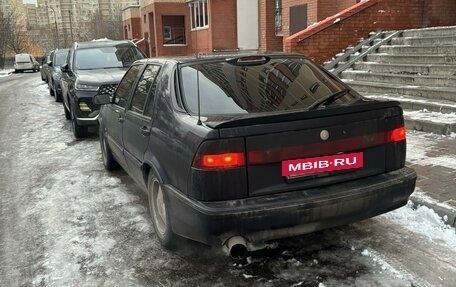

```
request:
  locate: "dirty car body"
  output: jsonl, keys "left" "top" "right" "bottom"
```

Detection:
{"left": 97, "top": 53, "right": 417, "bottom": 249}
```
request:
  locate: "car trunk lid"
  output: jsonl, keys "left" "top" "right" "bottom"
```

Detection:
{"left": 205, "top": 101, "right": 405, "bottom": 197}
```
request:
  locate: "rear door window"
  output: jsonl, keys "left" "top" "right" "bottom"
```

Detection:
{"left": 129, "top": 64, "right": 161, "bottom": 116}
{"left": 179, "top": 56, "right": 357, "bottom": 115}
{"left": 113, "top": 65, "right": 142, "bottom": 108}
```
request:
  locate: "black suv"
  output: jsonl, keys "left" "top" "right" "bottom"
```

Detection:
{"left": 60, "top": 39, "right": 146, "bottom": 137}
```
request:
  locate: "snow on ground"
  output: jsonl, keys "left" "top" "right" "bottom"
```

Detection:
{"left": 412, "top": 188, "right": 456, "bottom": 216}
{"left": 381, "top": 201, "right": 456, "bottom": 246}
{"left": 405, "top": 110, "right": 456, "bottom": 124}
{"left": 0, "top": 69, "right": 13, "bottom": 77}
{"left": 366, "top": 94, "right": 456, "bottom": 109}
{"left": 406, "top": 131, "right": 456, "bottom": 169}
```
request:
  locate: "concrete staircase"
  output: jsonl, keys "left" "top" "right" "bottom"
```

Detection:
{"left": 338, "top": 26, "right": 456, "bottom": 135}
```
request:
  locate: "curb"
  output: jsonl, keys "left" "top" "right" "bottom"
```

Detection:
{"left": 410, "top": 195, "right": 456, "bottom": 228}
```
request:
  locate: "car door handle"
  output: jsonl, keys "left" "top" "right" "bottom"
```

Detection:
{"left": 114, "top": 110, "right": 124, "bottom": 123}
{"left": 140, "top": 126, "right": 151, "bottom": 137}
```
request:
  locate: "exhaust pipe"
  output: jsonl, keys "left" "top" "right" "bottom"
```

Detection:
{"left": 226, "top": 236, "right": 248, "bottom": 260}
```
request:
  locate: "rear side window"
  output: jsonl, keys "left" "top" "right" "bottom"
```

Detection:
{"left": 114, "top": 65, "right": 141, "bottom": 108}
{"left": 55, "top": 51, "right": 69, "bottom": 66}
{"left": 180, "top": 56, "right": 356, "bottom": 115}
{"left": 129, "top": 64, "right": 161, "bottom": 115}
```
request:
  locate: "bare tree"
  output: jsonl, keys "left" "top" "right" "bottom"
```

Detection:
{"left": 4, "top": 0, "right": 28, "bottom": 54}
{"left": 85, "top": 8, "right": 123, "bottom": 41}
{"left": 0, "top": 10, "right": 13, "bottom": 69}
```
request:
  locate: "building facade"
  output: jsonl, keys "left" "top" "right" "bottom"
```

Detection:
{"left": 123, "top": 0, "right": 456, "bottom": 62}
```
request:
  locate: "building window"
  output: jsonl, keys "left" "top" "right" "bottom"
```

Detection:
{"left": 144, "top": 14, "right": 146, "bottom": 23}
{"left": 189, "top": 0, "right": 208, "bottom": 30}
{"left": 162, "top": 15, "right": 186, "bottom": 45}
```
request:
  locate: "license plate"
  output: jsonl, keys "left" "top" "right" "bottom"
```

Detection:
{"left": 282, "top": 152, "right": 364, "bottom": 177}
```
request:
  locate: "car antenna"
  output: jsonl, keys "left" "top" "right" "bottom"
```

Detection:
{"left": 196, "top": 53, "right": 202, "bottom": 126}
{"left": 195, "top": 33, "right": 202, "bottom": 126}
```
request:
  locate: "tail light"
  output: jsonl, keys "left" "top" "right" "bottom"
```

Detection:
{"left": 192, "top": 138, "right": 246, "bottom": 170}
{"left": 388, "top": 126, "right": 406, "bottom": 142}
{"left": 190, "top": 138, "right": 248, "bottom": 201}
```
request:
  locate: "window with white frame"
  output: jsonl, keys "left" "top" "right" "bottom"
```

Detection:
{"left": 189, "top": 0, "right": 209, "bottom": 30}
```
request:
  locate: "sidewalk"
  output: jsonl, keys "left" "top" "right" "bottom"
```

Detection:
{"left": 406, "top": 131, "right": 456, "bottom": 227}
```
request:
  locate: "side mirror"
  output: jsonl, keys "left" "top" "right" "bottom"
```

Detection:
{"left": 93, "top": 93, "right": 111, "bottom": 105}
{"left": 47, "top": 61, "right": 53, "bottom": 67}
{"left": 60, "top": 64, "right": 69, "bottom": 72}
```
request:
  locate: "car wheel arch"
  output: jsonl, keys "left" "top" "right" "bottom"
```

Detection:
{"left": 142, "top": 158, "right": 168, "bottom": 190}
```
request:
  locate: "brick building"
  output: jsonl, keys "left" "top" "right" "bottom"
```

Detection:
{"left": 123, "top": 0, "right": 456, "bottom": 60}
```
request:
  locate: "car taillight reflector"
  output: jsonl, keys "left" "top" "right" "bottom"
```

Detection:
{"left": 192, "top": 138, "right": 246, "bottom": 170}
{"left": 388, "top": 127, "right": 406, "bottom": 142}
{"left": 200, "top": 153, "right": 245, "bottom": 168}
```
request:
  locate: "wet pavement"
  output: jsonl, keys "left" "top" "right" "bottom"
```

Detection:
{"left": 407, "top": 132, "right": 456, "bottom": 227}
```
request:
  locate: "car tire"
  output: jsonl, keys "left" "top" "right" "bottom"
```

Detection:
{"left": 49, "top": 80, "right": 55, "bottom": 96}
{"left": 63, "top": 100, "right": 71, "bottom": 120}
{"left": 71, "top": 110, "right": 88, "bottom": 138}
{"left": 100, "top": 126, "right": 119, "bottom": 170}
{"left": 148, "top": 171, "right": 175, "bottom": 248}
{"left": 54, "top": 85, "right": 62, "bottom": 102}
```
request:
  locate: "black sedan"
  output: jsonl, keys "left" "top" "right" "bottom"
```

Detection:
{"left": 95, "top": 54, "right": 416, "bottom": 258}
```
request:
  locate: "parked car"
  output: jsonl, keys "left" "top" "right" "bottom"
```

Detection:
{"left": 95, "top": 54, "right": 417, "bottom": 258}
{"left": 40, "top": 50, "right": 54, "bottom": 82}
{"left": 60, "top": 39, "right": 146, "bottom": 137}
{"left": 48, "top": 48, "right": 70, "bottom": 102}
{"left": 14, "top": 53, "right": 40, "bottom": 73}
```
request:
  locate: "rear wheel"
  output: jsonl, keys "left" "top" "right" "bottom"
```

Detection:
{"left": 100, "top": 126, "right": 119, "bottom": 170}
{"left": 148, "top": 172, "right": 175, "bottom": 248}
{"left": 54, "top": 84, "right": 62, "bottom": 102}
{"left": 49, "top": 80, "right": 54, "bottom": 96}
{"left": 71, "top": 109, "right": 88, "bottom": 138}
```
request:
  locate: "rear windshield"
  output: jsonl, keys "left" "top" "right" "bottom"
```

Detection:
{"left": 15, "top": 54, "right": 31, "bottom": 62}
{"left": 74, "top": 45, "right": 144, "bottom": 70}
{"left": 55, "top": 51, "right": 69, "bottom": 66}
{"left": 180, "top": 56, "right": 358, "bottom": 115}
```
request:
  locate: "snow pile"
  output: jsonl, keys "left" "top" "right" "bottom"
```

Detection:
{"left": 381, "top": 201, "right": 456, "bottom": 246}
{"left": 0, "top": 69, "right": 13, "bottom": 77}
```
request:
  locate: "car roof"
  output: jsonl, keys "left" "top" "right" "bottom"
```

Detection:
{"left": 74, "top": 39, "right": 136, "bottom": 49}
{"left": 134, "top": 52, "right": 307, "bottom": 66}
{"left": 55, "top": 48, "right": 70, "bottom": 53}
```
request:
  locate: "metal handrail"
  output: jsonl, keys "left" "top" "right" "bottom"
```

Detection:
{"left": 325, "top": 31, "right": 401, "bottom": 77}
{"left": 324, "top": 32, "right": 382, "bottom": 71}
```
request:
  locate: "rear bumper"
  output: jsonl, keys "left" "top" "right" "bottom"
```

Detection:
{"left": 165, "top": 167, "right": 416, "bottom": 246}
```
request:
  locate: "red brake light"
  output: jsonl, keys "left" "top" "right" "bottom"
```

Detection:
{"left": 389, "top": 127, "right": 406, "bottom": 142}
{"left": 192, "top": 138, "right": 246, "bottom": 170}
{"left": 200, "top": 152, "right": 245, "bottom": 168}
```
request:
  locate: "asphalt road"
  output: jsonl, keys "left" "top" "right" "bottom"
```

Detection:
{"left": 1, "top": 72, "right": 455, "bottom": 287}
